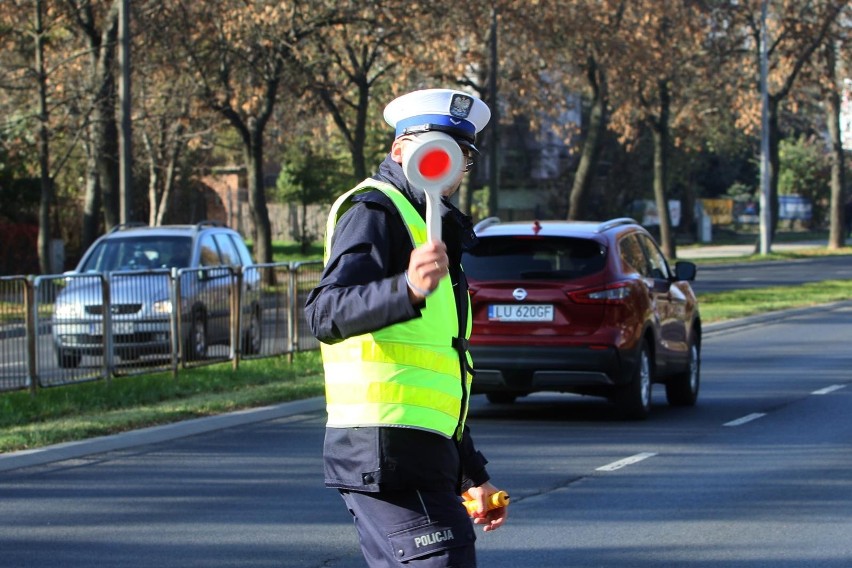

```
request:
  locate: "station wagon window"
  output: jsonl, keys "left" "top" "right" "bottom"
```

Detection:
{"left": 214, "top": 233, "right": 251, "bottom": 266}
{"left": 213, "top": 233, "right": 239, "bottom": 266}
{"left": 80, "top": 236, "right": 192, "bottom": 272}
{"left": 199, "top": 234, "right": 222, "bottom": 266}
{"left": 619, "top": 234, "right": 649, "bottom": 277}
{"left": 638, "top": 234, "right": 670, "bottom": 280}
{"left": 230, "top": 235, "right": 254, "bottom": 266}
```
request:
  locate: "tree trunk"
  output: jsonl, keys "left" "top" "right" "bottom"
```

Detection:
{"left": 246, "top": 127, "right": 272, "bottom": 266}
{"left": 75, "top": 0, "right": 120, "bottom": 234}
{"left": 651, "top": 81, "right": 675, "bottom": 260}
{"left": 145, "top": 130, "right": 160, "bottom": 226}
{"left": 301, "top": 201, "right": 309, "bottom": 255}
{"left": 82, "top": 146, "right": 101, "bottom": 251}
{"left": 96, "top": 89, "right": 120, "bottom": 231}
{"left": 351, "top": 143, "right": 367, "bottom": 182}
{"left": 352, "top": 82, "right": 369, "bottom": 181}
{"left": 568, "top": 56, "right": 607, "bottom": 221}
{"left": 651, "top": 126, "right": 674, "bottom": 259}
{"left": 35, "top": 0, "right": 52, "bottom": 274}
{"left": 768, "top": 96, "right": 781, "bottom": 238}
{"left": 156, "top": 144, "right": 179, "bottom": 226}
{"left": 823, "top": 44, "right": 845, "bottom": 250}
{"left": 145, "top": 122, "right": 183, "bottom": 227}
{"left": 568, "top": 86, "right": 606, "bottom": 220}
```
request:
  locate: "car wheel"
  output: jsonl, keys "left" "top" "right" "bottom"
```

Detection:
{"left": 242, "top": 307, "right": 262, "bottom": 355}
{"left": 56, "top": 348, "right": 81, "bottom": 369}
{"left": 665, "top": 339, "right": 700, "bottom": 407}
{"left": 617, "top": 340, "right": 652, "bottom": 420}
{"left": 184, "top": 311, "right": 207, "bottom": 361}
{"left": 486, "top": 392, "right": 517, "bottom": 404}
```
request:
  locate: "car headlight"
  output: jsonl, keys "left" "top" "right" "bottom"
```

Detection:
{"left": 152, "top": 299, "right": 173, "bottom": 314}
{"left": 55, "top": 303, "right": 83, "bottom": 318}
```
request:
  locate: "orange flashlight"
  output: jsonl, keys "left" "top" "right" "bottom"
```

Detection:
{"left": 462, "top": 490, "right": 510, "bottom": 516}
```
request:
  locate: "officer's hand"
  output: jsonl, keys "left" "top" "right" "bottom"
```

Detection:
{"left": 405, "top": 241, "right": 449, "bottom": 303}
{"left": 466, "top": 482, "right": 508, "bottom": 532}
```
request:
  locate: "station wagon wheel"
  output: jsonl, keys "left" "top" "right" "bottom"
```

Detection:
{"left": 184, "top": 310, "right": 207, "bottom": 361}
{"left": 617, "top": 340, "right": 652, "bottom": 420}
{"left": 665, "top": 338, "right": 700, "bottom": 406}
{"left": 242, "top": 306, "right": 262, "bottom": 355}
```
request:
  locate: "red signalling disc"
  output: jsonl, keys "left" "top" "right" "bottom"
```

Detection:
{"left": 417, "top": 149, "right": 451, "bottom": 179}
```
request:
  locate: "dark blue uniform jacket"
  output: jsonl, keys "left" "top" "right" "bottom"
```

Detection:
{"left": 305, "top": 155, "right": 490, "bottom": 493}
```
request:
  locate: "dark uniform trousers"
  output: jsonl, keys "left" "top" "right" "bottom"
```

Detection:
{"left": 340, "top": 489, "right": 477, "bottom": 567}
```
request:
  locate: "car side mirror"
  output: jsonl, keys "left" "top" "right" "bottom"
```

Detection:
{"left": 673, "top": 261, "right": 697, "bottom": 282}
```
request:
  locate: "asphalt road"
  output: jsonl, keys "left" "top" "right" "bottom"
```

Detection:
{"left": 2, "top": 300, "right": 852, "bottom": 567}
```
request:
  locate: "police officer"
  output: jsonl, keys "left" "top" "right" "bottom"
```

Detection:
{"left": 305, "top": 88, "right": 508, "bottom": 567}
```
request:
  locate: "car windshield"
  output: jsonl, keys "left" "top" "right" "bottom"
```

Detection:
{"left": 463, "top": 236, "right": 606, "bottom": 280}
{"left": 79, "top": 236, "right": 193, "bottom": 272}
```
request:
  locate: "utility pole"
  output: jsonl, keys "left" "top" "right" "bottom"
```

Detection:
{"left": 758, "top": 0, "right": 772, "bottom": 255}
{"left": 118, "top": 0, "right": 132, "bottom": 224}
{"left": 487, "top": 6, "right": 500, "bottom": 218}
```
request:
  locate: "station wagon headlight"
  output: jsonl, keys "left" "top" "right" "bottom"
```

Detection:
{"left": 152, "top": 299, "right": 173, "bottom": 314}
{"left": 55, "top": 303, "right": 83, "bottom": 318}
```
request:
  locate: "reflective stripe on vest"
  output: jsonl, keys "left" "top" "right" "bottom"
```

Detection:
{"left": 321, "top": 180, "right": 471, "bottom": 439}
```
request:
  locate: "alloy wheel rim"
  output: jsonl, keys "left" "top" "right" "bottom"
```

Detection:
{"left": 689, "top": 345, "right": 699, "bottom": 392}
{"left": 640, "top": 351, "right": 651, "bottom": 406}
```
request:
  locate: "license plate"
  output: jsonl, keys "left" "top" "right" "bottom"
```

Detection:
{"left": 89, "top": 321, "right": 134, "bottom": 335}
{"left": 488, "top": 304, "right": 554, "bottom": 322}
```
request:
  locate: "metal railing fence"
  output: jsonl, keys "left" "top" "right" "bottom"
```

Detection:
{"left": 291, "top": 261, "right": 323, "bottom": 353}
{"left": 0, "top": 261, "right": 321, "bottom": 395}
{"left": 0, "top": 276, "right": 32, "bottom": 394}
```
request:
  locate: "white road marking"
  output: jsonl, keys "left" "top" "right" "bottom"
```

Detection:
{"left": 812, "top": 384, "right": 845, "bottom": 395}
{"left": 723, "top": 413, "right": 766, "bottom": 427}
{"left": 596, "top": 452, "right": 657, "bottom": 472}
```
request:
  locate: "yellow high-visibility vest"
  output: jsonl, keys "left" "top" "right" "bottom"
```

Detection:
{"left": 321, "top": 180, "right": 472, "bottom": 440}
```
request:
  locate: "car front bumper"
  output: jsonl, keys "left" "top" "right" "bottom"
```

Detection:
{"left": 52, "top": 319, "right": 173, "bottom": 355}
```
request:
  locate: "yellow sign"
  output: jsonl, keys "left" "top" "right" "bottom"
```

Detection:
{"left": 700, "top": 199, "right": 733, "bottom": 225}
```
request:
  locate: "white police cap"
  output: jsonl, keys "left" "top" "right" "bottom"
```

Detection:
{"left": 384, "top": 88, "right": 491, "bottom": 152}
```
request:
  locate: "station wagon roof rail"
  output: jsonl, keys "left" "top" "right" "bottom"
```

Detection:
{"left": 595, "top": 218, "right": 638, "bottom": 233}
{"left": 473, "top": 216, "right": 502, "bottom": 234}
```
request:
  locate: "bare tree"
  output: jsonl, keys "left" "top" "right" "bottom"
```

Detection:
{"left": 719, "top": 0, "right": 848, "bottom": 243}
{"left": 167, "top": 0, "right": 352, "bottom": 266}
{"left": 817, "top": 21, "right": 850, "bottom": 249}
{"left": 60, "top": 0, "right": 123, "bottom": 248}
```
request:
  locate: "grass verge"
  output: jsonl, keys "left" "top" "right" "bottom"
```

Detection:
{"left": 0, "top": 352, "right": 323, "bottom": 453}
{"left": 686, "top": 247, "right": 852, "bottom": 265}
{"left": 697, "top": 279, "right": 852, "bottom": 323}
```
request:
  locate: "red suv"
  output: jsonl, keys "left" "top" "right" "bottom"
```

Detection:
{"left": 462, "top": 217, "right": 701, "bottom": 419}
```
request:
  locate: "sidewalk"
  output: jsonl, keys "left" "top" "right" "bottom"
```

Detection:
{"left": 676, "top": 240, "right": 827, "bottom": 260}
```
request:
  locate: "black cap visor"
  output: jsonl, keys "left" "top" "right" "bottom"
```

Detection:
{"left": 401, "top": 123, "right": 480, "bottom": 154}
